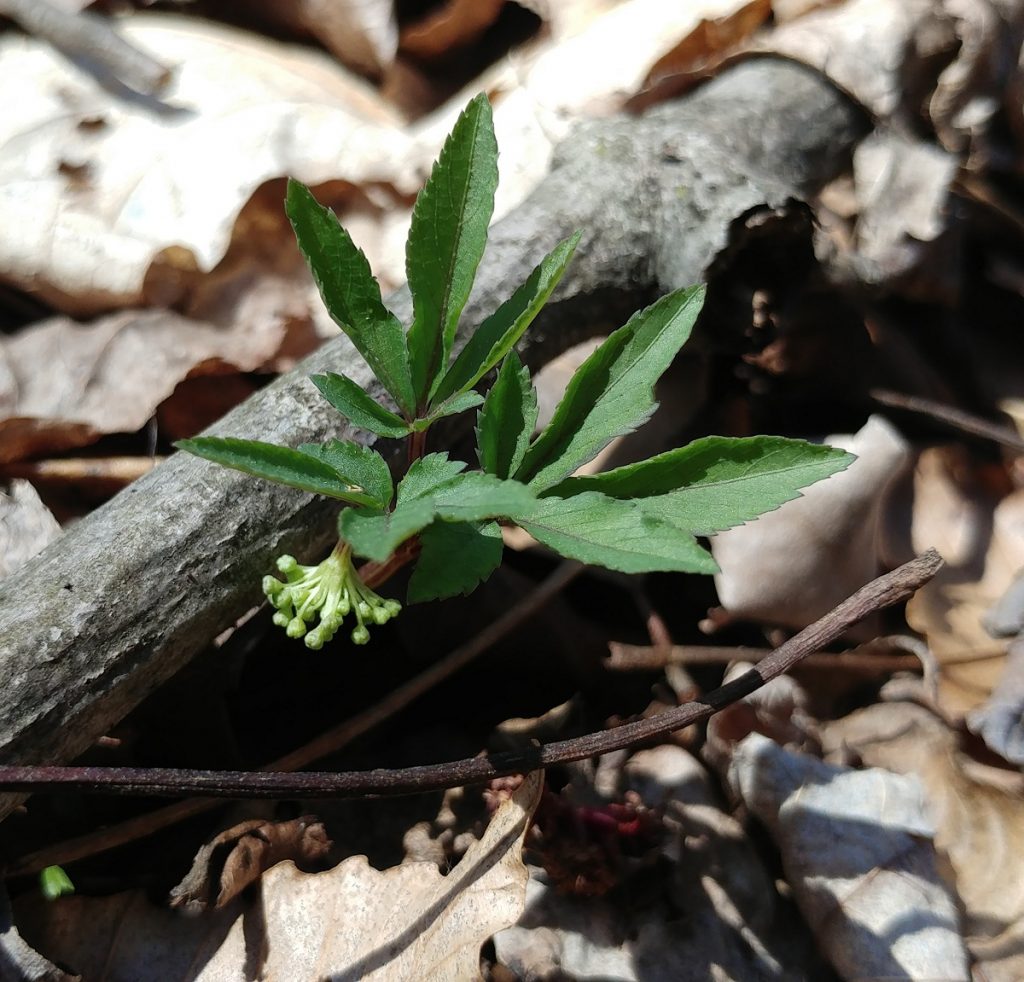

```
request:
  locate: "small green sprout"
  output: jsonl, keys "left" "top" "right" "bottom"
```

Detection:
{"left": 264, "top": 544, "right": 401, "bottom": 649}
{"left": 177, "top": 94, "right": 853, "bottom": 648}
{"left": 40, "top": 865, "right": 74, "bottom": 901}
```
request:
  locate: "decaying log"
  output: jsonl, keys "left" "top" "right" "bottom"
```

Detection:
{"left": 0, "top": 59, "right": 864, "bottom": 821}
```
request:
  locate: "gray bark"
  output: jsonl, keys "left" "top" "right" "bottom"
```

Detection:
{"left": 0, "top": 59, "right": 864, "bottom": 820}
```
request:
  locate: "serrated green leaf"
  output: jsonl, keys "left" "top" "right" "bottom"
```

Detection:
{"left": 341, "top": 464, "right": 535, "bottom": 561}
{"left": 515, "top": 285, "right": 706, "bottom": 491}
{"left": 286, "top": 181, "right": 415, "bottom": 414}
{"left": 411, "top": 390, "right": 485, "bottom": 432}
{"left": 310, "top": 372, "right": 411, "bottom": 439}
{"left": 408, "top": 520, "right": 503, "bottom": 602}
{"left": 476, "top": 351, "right": 537, "bottom": 478}
{"left": 176, "top": 437, "right": 379, "bottom": 506}
{"left": 431, "top": 471, "right": 535, "bottom": 521}
{"left": 554, "top": 436, "right": 854, "bottom": 535}
{"left": 406, "top": 94, "right": 498, "bottom": 405}
{"left": 515, "top": 491, "right": 717, "bottom": 574}
{"left": 340, "top": 499, "right": 437, "bottom": 561}
{"left": 398, "top": 452, "right": 467, "bottom": 501}
{"left": 432, "top": 231, "right": 581, "bottom": 403}
{"left": 298, "top": 439, "right": 394, "bottom": 508}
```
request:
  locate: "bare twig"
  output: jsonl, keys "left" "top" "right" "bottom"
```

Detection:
{"left": 870, "top": 388, "right": 1024, "bottom": 453}
{"left": 606, "top": 641, "right": 923, "bottom": 674}
{"left": 0, "top": 551, "right": 942, "bottom": 802}
{"left": 7, "top": 562, "right": 583, "bottom": 876}
{"left": 0, "top": 0, "right": 171, "bottom": 95}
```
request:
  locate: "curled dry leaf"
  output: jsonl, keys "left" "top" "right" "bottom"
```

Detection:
{"left": 0, "top": 14, "right": 412, "bottom": 315}
{"left": 756, "top": 0, "right": 955, "bottom": 119}
{"left": 710, "top": 415, "right": 911, "bottom": 635}
{"left": 928, "top": 0, "right": 1024, "bottom": 168}
{"left": 169, "top": 815, "right": 332, "bottom": 913}
{"left": 0, "top": 479, "right": 62, "bottom": 577}
{"left": 0, "top": 309, "right": 299, "bottom": 463}
{"left": 968, "top": 635, "right": 1024, "bottom": 765}
{"left": 729, "top": 732, "right": 972, "bottom": 981}
{"left": 415, "top": 0, "right": 775, "bottom": 224}
{"left": 16, "top": 772, "right": 543, "bottom": 981}
{"left": 0, "top": 881, "right": 78, "bottom": 982}
{"left": 291, "top": 0, "right": 399, "bottom": 77}
{"left": 400, "top": 0, "right": 507, "bottom": 61}
{"left": 850, "top": 130, "right": 960, "bottom": 297}
{"left": 905, "top": 449, "right": 1024, "bottom": 716}
{"left": 822, "top": 702, "right": 1024, "bottom": 981}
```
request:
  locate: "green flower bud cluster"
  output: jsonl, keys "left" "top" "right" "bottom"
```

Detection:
{"left": 263, "top": 544, "right": 401, "bottom": 649}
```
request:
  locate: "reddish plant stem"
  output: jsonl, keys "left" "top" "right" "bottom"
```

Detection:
{"left": 0, "top": 550, "right": 942, "bottom": 801}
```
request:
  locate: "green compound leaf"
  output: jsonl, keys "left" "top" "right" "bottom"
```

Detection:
{"left": 476, "top": 351, "right": 538, "bottom": 479}
{"left": 298, "top": 439, "right": 394, "bottom": 509}
{"left": 411, "top": 390, "right": 485, "bottom": 432}
{"left": 398, "top": 452, "right": 467, "bottom": 500}
{"left": 432, "top": 231, "right": 581, "bottom": 404}
{"left": 554, "top": 436, "right": 854, "bottom": 535}
{"left": 340, "top": 460, "right": 535, "bottom": 561}
{"left": 176, "top": 437, "right": 380, "bottom": 506}
{"left": 310, "top": 372, "right": 411, "bottom": 439}
{"left": 515, "top": 285, "right": 706, "bottom": 491}
{"left": 406, "top": 93, "right": 498, "bottom": 405}
{"left": 515, "top": 491, "right": 717, "bottom": 574}
{"left": 286, "top": 180, "right": 415, "bottom": 414}
{"left": 408, "top": 520, "right": 503, "bottom": 603}
{"left": 340, "top": 499, "right": 436, "bottom": 562}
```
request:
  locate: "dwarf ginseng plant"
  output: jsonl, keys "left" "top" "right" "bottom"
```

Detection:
{"left": 178, "top": 94, "right": 852, "bottom": 649}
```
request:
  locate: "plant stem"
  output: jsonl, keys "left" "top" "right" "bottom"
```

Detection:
{"left": 0, "top": 551, "right": 942, "bottom": 801}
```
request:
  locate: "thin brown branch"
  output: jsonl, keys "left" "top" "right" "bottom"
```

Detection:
{"left": 7, "top": 561, "right": 584, "bottom": 876}
{"left": 607, "top": 641, "right": 923, "bottom": 674}
{"left": 0, "top": 551, "right": 942, "bottom": 802}
{"left": 870, "top": 388, "right": 1024, "bottom": 453}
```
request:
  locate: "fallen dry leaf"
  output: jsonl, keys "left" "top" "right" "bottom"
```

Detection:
{"left": 626, "top": 0, "right": 772, "bottom": 110}
{"left": 0, "top": 14, "right": 413, "bottom": 315}
{"left": 0, "top": 881, "right": 77, "bottom": 982}
{"left": 968, "top": 635, "right": 1024, "bottom": 764}
{"left": 928, "top": 0, "right": 1024, "bottom": 168}
{"left": 758, "top": 0, "right": 955, "bottom": 119}
{"left": 400, "top": 0, "right": 507, "bottom": 61}
{"left": 169, "top": 815, "right": 332, "bottom": 913}
{"left": 495, "top": 746, "right": 821, "bottom": 980}
{"left": 710, "top": 415, "right": 912, "bottom": 635}
{"left": 0, "top": 478, "right": 62, "bottom": 577}
{"left": 850, "top": 130, "right": 959, "bottom": 297}
{"left": 0, "top": 308, "right": 297, "bottom": 463}
{"left": 823, "top": 702, "right": 1024, "bottom": 981}
{"left": 17, "top": 772, "right": 543, "bottom": 981}
{"left": 729, "top": 731, "right": 972, "bottom": 981}
{"left": 414, "top": 0, "right": 773, "bottom": 225}
{"left": 905, "top": 448, "right": 1024, "bottom": 715}
{"left": 296, "top": 0, "right": 399, "bottom": 77}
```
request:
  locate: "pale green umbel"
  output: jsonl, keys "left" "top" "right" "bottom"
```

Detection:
{"left": 263, "top": 543, "right": 401, "bottom": 649}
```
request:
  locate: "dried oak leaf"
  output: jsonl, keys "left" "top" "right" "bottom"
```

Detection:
{"left": 0, "top": 14, "right": 412, "bottom": 315}
{"left": 0, "top": 308, "right": 291, "bottom": 463}
{"left": 0, "top": 479, "right": 62, "bottom": 577}
{"left": 495, "top": 746, "right": 822, "bottom": 980}
{"left": 823, "top": 702, "right": 1024, "bottom": 982}
{"left": 729, "top": 732, "right": 972, "bottom": 981}
{"left": 16, "top": 772, "right": 542, "bottom": 981}
{"left": 169, "top": 816, "right": 332, "bottom": 914}
{"left": 905, "top": 449, "right": 1024, "bottom": 716}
